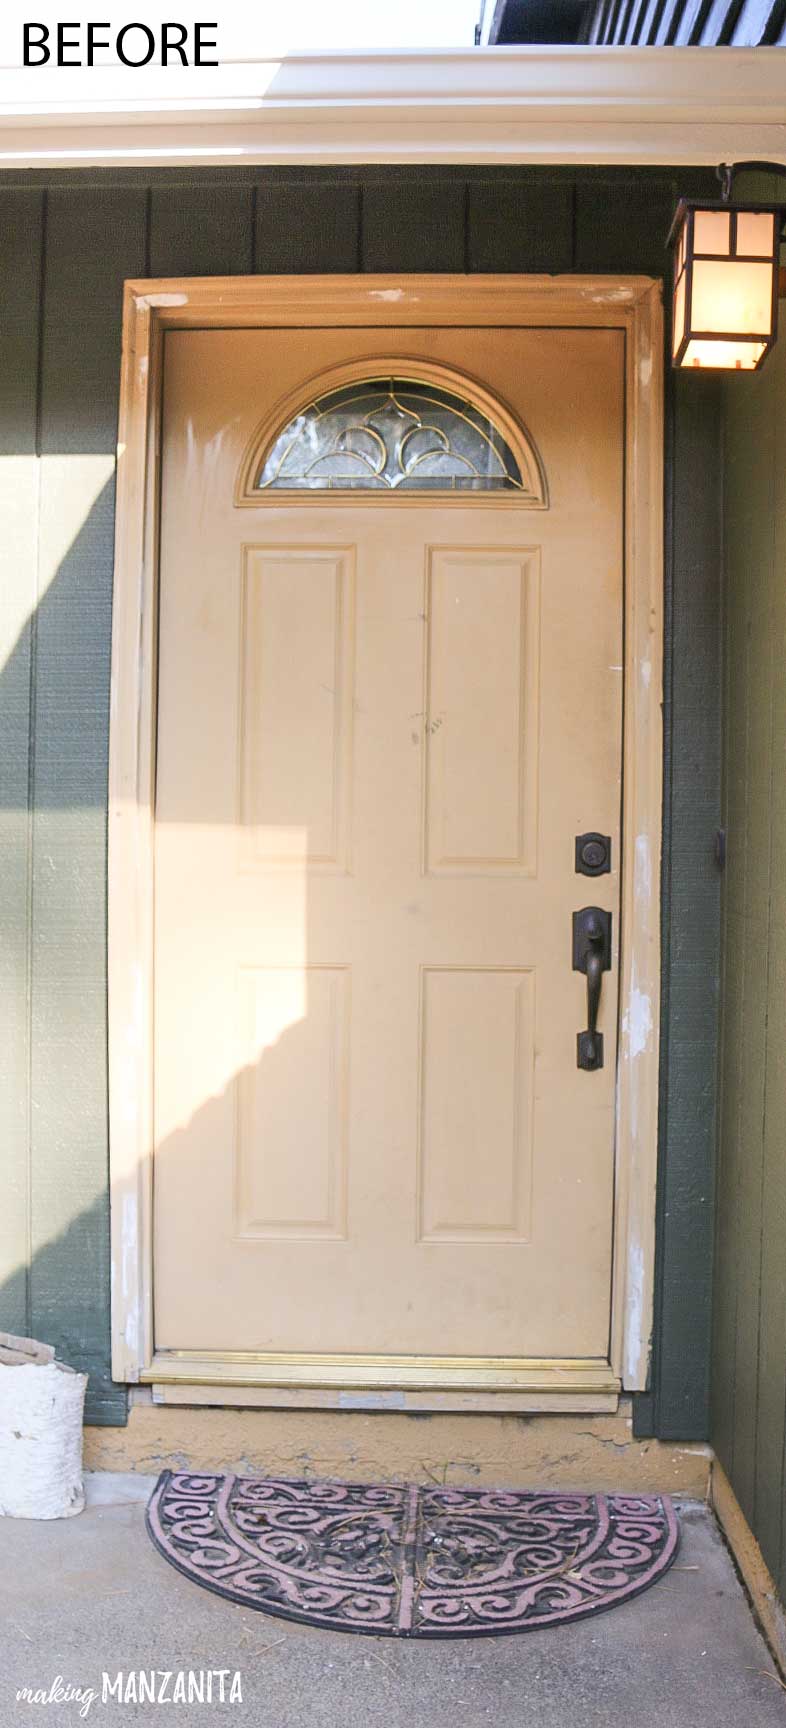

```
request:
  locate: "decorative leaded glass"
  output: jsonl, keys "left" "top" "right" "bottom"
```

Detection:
{"left": 255, "top": 378, "right": 527, "bottom": 493}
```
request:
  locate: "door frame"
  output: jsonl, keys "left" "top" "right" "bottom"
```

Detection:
{"left": 108, "top": 273, "right": 663, "bottom": 1404}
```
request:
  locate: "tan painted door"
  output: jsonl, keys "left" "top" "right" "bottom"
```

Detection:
{"left": 153, "top": 324, "right": 623, "bottom": 1375}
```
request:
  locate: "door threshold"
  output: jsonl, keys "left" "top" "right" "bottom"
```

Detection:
{"left": 143, "top": 1352, "right": 621, "bottom": 1413}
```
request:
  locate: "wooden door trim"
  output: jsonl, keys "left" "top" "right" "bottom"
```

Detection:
{"left": 108, "top": 273, "right": 663, "bottom": 1394}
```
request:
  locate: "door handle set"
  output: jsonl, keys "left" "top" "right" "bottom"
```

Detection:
{"left": 572, "top": 832, "right": 612, "bottom": 1071}
{"left": 572, "top": 906, "right": 612, "bottom": 1071}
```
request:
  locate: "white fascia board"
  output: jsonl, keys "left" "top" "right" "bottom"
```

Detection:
{"left": 0, "top": 48, "right": 784, "bottom": 168}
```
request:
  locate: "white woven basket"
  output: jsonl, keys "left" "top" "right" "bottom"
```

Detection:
{"left": 0, "top": 1358, "right": 87, "bottom": 1519}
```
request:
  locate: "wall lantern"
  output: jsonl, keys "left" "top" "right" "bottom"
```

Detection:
{"left": 669, "top": 163, "right": 785, "bottom": 372}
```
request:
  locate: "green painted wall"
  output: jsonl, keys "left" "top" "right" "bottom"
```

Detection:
{"left": 635, "top": 367, "right": 723, "bottom": 1442}
{"left": 0, "top": 166, "right": 721, "bottom": 1428}
{"left": 713, "top": 331, "right": 786, "bottom": 1595}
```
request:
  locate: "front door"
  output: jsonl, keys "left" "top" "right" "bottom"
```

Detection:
{"left": 152, "top": 321, "right": 623, "bottom": 1398}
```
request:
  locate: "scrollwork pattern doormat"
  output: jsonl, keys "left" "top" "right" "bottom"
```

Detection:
{"left": 146, "top": 1472, "right": 678, "bottom": 1638}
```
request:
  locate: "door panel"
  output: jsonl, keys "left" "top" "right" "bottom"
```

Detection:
{"left": 424, "top": 547, "right": 540, "bottom": 875}
{"left": 236, "top": 963, "right": 350, "bottom": 1240}
{"left": 240, "top": 545, "right": 355, "bottom": 872}
{"left": 417, "top": 965, "right": 535, "bottom": 1243}
{"left": 153, "top": 325, "right": 624, "bottom": 1369}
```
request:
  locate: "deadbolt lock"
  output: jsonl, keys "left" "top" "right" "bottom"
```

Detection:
{"left": 575, "top": 832, "right": 611, "bottom": 877}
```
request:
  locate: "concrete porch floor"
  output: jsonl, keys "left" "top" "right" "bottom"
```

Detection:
{"left": 0, "top": 1480, "right": 783, "bottom": 1726}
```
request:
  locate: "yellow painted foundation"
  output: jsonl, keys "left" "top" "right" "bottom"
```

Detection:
{"left": 84, "top": 1396, "right": 711, "bottom": 1495}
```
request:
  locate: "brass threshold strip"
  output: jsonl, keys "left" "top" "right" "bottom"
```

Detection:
{"left": 142, "top": 1351, "right": 621, "bottom": 1395}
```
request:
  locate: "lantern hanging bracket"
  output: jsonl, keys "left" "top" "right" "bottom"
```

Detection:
{"left": 717, "top": 164, "right": 734, "bottom": 204}
{"left": 716, "top": 161, "right": 786, "bottom": 230}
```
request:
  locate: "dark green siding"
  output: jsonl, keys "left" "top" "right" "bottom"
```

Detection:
{"left": 637, "top": 373, "right": 723, "bottom": 1440}
{"left": 713, "top": 331, "right": 786, "bottom": 1595}
{"left": 0, "top": 167, "right": 721, "bottom": 1428}
{"left": 0, "top": 189, "right": 44, "bottom": 1342}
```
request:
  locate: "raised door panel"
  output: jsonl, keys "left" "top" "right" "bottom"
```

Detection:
{"left": 424, "top": 548, "right": 540, "bottom": 875}
{"left": 236, "top": 965, "right": 350, "bottom": 1240}
{"left": 240, "top": 545, "right": 355, "bottom": 871}
{"left": 417, "top": 966, "right": 535, "bottom": 1243}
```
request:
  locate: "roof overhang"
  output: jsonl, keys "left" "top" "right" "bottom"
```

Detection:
{"left": 0, "top": 48, "right": 785, "bottom": 169}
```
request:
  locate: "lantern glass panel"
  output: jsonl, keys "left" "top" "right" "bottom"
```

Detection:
{"left": 681, "top": 338, "right": 767, "bottom": 371}
{"left": 690, "top": 258, "right": 774, "bottom": 337}
{"left": 736, "top": 210, "right": 776, "bottom": 258}
{"left": 693, "top": 209, "right": 731, "bottom": 256}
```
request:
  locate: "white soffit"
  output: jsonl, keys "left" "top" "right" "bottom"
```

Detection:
{"left": 0, "top": 49, "right": 784, "bottom": 168}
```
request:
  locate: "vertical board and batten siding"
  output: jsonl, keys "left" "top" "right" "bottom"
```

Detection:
{"left": 0, "top": 167, "right": 721, "bottom": 1427}
{"left": 714, "top": 332, "right": 786, "bottom": 1598}
{"left": 636, "top": 368, "right": 723, "bottom": 1441}
{"left": 0, "top": 188, "right": 44, "bottom": 1344}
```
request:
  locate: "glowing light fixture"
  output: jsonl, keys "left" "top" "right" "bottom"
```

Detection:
{"left": 669, "top": 164, "right": 785, "bottom": 373}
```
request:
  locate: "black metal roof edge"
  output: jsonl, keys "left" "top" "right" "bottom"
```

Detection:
{"left": 480, "top": 0, "right": 786, "bottom": 44}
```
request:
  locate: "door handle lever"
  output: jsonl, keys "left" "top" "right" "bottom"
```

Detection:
{"left": 572, "top": 907, "right": 612, "bottom": 1071}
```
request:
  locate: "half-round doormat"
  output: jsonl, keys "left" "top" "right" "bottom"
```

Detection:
{"left": 146, "top": 1472, "right": 678, "bottom": 1638}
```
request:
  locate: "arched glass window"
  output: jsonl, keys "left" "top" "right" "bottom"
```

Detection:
{"left": 250, "top": 374, "right": 545, "bottom": 499}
